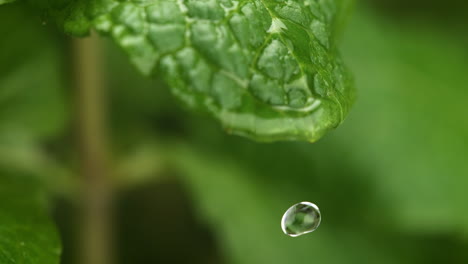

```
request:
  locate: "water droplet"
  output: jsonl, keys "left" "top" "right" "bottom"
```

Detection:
{"left": 281, "top": 202, "right": 321, "bottom": 237}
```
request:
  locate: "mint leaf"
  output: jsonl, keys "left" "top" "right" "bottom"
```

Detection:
{"left": 0, "top": 173, "right": 61, "bottom": 264}
{"left": 102, "top": 0, "right": 355, "bottom": 142}
{"left": 40, "top": 0, "right": 354, "bottom": 142}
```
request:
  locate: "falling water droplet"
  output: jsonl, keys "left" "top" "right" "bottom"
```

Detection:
{"left": 281, "top": 202, "right": 321, "bottom": 237}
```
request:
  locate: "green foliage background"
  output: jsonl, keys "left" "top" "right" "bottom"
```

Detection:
{"left": 1, "top": 0, "right": 468, "bottom": 263}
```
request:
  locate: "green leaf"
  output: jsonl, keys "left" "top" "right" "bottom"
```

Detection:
{"left": 0, "top": 173, "right": 61, "bottom": 264}
{"left": 0, "top": 0, "right": 16, "bottom": 5}
{"left": 339, "top": 10, "right": 468, "bottom": 234}
{"left": 0, "top": 6, "right": 64, "bottom": 263}
{"left": 0, "top": 4, "right": 69, "bottom": 185}
{"left": 0, "top": 5, "right": 68, "bottom": 141}
{"left": 39, "top": 0, "right": 355, "bottom": 142}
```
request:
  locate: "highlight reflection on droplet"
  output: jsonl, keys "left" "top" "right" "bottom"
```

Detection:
{"left": 281, "top": 202, "right": 321, "bottom": 237}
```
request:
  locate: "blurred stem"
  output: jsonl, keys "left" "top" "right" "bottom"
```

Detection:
{"left": 73, "top": 33, "right": 113, "bottom": 264}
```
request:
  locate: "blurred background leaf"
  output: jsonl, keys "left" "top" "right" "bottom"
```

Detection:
{"left": 0, "top": 3, "right": 69, "bottom": 178}
{"left": 0, "top": 5, "right": 67, "bottom": 263}
{"left": 0, "top": 172, "right": 61, "bottom": 264}
{"left": 339, "top": 7, "right": 468, "bottom": 234}
{"left": 0, "top": 4, "right": 67, "bottom": 141}
{"left": 0, "top": 0, "right": 15, "bottom": 5}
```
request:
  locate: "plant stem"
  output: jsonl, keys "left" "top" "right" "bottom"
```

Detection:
{"left": 73, "top": 33, "right": 113, "bottom": 264}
